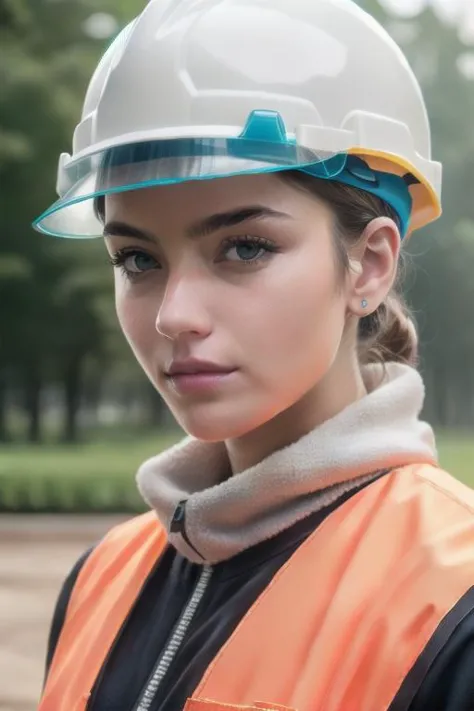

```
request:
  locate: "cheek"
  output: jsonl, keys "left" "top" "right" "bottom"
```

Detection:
{"left": 243, "top": 247, "right": 346, "bottom": 369}
{"left": 115, "top": 280, "right": 159, "bottom": 367}
{"left": 240, "top": 249, "right": 347, "bottom": 422}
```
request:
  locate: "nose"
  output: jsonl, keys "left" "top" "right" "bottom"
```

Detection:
{"left": 156, "top": 270, "right": 212, "bottom": 340}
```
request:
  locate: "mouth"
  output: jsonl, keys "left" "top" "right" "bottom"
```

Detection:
{"left": 163, "top": 360, "right": 238, "bottom": 395}
{"left": 164, "top": 359, "right": 236, "bottom": 377}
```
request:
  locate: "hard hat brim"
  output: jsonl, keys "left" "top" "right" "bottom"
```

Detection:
{"left": 33, "top": 136, "right": 346, "bottom": 239}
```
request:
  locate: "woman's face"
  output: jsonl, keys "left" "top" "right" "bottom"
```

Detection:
{"left": 104, "top": 173, "right": 354, "bottom": 441}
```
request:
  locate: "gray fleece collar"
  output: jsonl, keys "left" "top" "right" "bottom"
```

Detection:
{"left": 137, "top": 363, "right": 437, "bottom": 564}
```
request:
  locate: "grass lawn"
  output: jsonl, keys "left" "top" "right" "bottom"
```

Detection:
{"left": 0, "top": 429, "right": 472, "bottom": 511}
{"left": 435, "top": 431, "right": 473, "bottom": 487}
{"left": 0, "top": 431, "right": 182, "bottom": 483}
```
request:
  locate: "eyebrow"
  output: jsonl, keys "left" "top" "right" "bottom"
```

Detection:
{"left": 102, "top": 205, "right": 291, "bottom": 243}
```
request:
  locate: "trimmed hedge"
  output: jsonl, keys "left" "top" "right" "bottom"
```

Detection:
{"left": 0, "top": 431, "right": 472, "bottom": 513}
{"left": 0, "top": 431, "right": 181, "bottom": 513}
{"left": 0, "top": 474, "right": 147, "bottom": 513}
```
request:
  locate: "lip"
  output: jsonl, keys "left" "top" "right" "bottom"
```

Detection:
{"left": 167, "top": 371, "right": 236, "bottom": 395}
{"left": 165, "top": 358, "right": 236, "bottom": 376}
{"left": 164, "top": 359, "right": 238, "bottom": 395}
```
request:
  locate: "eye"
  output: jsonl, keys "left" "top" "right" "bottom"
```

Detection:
{"left": 109, "top": 249, "right": 159, "bottom": 277}
{"left": 221, "top": 236, "right": 278, "bottom": 264}
{"left": 124, "top": 252, "right": 157, "bottom": 273}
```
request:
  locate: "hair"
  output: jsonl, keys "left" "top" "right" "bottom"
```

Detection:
{"left": 95, "top": 195, "right": 105, "bottom": 223}
{"left": 279, "top": 171, "right": 418, "bottom": 367}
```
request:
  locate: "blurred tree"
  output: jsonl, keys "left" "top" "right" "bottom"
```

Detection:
{"left": 0, "top": 0, "right": 146, "bottom": 441}
{"left": 357, "top": 0, "right": 474, "bottom": 426}
{"left": 391, "top": 7, "right": 474, "bottom": 427}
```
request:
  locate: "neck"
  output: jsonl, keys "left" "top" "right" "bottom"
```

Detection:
{"left": 226, "top": 351, "right": 367, "bottom": 474}
{"left": 137, "top": 362, "right": 437, "bottom": 564}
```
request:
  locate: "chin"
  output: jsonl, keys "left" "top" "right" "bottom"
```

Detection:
{"left": 169, "top": 399, "right": 272, "bottom": 443}
{"left": 176, "top": 414, "right": 250, "bottom": 443}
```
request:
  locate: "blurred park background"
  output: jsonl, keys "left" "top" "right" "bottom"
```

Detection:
{"left": 1, "top": 0, "right": 473, "bottom": 513}
{"left": 0, "top": 0, "right": 473, "bottom": 708}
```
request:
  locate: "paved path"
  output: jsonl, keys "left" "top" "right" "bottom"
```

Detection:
{"left": 0, "top": 515, "right": 129, "bottom": 711}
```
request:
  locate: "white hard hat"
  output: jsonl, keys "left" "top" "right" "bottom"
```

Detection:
{"left": 34, "top": 0, "right": 442, "bottom": 239}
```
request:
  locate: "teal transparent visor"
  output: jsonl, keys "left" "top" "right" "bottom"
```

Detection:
{"left": 33, "top": 112, "right": 414, "bottom": 238}
{"left": 34, "top": 147, "right": 345, "bottom": 239}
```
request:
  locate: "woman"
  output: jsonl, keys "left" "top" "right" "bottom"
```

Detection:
{"left": 35, "top": 1, "right": 474, "bottom": 709}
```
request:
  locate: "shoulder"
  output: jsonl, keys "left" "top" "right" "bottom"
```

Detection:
{"left": 44, "top": 512, "right": 163, "bottom": 679}
{"left": 409, "top": 463, "right": 474, "bottom": 508}
{"left": 392, "top": 596, "right": 474, "bottom": 711}
{"left": 44, "top": 545, "right": 94, "bottom": 681}
{"left": 386, "top": 465, "right": 474, "bottom": 711}
{"left": 388, "top": 464, "right": 474, "bottom": 585}
{"left": 77, "top": 510, "right": 165, "bottom": 583}
{"left": 101, "top": 509, "right": 164, "bottom": 542}
{"left": 388, "top": 463, "right": 474, "bottom": 527}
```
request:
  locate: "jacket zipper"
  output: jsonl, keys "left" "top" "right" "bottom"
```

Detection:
{"left": 86, "top": 499, "right": 207, "bottom": 711}
{"left": 133, "top": 563, "right": 213, "bottom": 711}
{"left": 85, "top": 556, "right": 164, "bottom": 711}
{"left": 170, "top": 499, "right": 205, "bottom": 560}
{"left": 131, "top": 499, "right": 211, "bottom": 710}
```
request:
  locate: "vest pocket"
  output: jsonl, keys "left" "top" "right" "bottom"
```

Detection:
{"left": 184, "top": 699, "right": 297, "bottom": 711}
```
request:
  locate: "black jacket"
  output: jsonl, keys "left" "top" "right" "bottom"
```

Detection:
{"left": 46, "top": 482, "right": 474, "bottom": 711}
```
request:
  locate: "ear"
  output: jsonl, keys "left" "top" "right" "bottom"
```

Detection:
{"left": 346, "top": 217, "right": 401, "bottom": 317}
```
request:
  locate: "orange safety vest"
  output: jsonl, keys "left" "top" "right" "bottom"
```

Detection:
{"left": 39, "top": 464, "right": 474, "bottom": 711}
